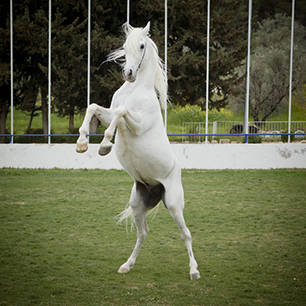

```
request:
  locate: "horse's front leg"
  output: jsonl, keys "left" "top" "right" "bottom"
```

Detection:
{"left": 98, "top": 105, "right": 124, "bottom": 155}
{"left": 99, "top": 105, "right": 143, "bottom": 156}
{"left": 99, "top": 106, "right": 127, "bottom": 155}
{"left": 76, "top": 103, "right": 112, "bottom": 153}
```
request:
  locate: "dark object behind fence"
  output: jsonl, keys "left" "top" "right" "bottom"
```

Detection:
{"left": 230, "top": 124, "right": 258, "bottom": 134}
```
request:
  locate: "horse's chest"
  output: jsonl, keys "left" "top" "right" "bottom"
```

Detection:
{"left": 115, "top": 131, "right": 174, "bottom": 183}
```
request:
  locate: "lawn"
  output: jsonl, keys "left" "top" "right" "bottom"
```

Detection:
{"left": 0, "top": 169, "right": 305, "bottom": 305}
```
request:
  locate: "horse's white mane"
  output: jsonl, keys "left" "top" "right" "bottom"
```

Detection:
{"left": 107, "top": 24, "right": 168, "bottom": 109}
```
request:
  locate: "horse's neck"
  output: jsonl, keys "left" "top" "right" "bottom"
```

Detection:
{"left": 119, "top": 65, "right": 155, "bottom": 100}
{"left": 134, "top": 51, "right": 157, "bottom": 91}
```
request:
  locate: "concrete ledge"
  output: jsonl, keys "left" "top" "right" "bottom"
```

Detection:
{"left": 172, "top": 143, "right": 306, "bottom": 169}
{"left": 1, "top": 143, "right": 306, "bottom": 170}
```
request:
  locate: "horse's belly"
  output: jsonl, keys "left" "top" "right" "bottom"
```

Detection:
{"left": 115, "top": 134, "right": 174, "bottom": 184}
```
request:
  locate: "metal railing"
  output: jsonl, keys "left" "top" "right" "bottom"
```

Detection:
{"left": 182, "top": 121, "right": 306, "bottom": 143}
{"left": 213, "top": 121, "right": 306, "bottom": 134}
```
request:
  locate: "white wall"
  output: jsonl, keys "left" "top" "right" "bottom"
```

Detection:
{"left": 1, "top": 143, "right": 306, "bottom": 170}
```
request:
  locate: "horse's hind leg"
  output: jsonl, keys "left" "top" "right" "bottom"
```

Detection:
{"left": 118, "top": 183, "right": 149, "bottom": 273}
{"left": 76, "top": 103, "right": 112, "bottom": 153}
{"left": 117, "top": 208, "right": 148, "bottom": 273}
{"left": 166, "top": 190, "right": 200, "bottom": 279}
{"left": 162, "top": 163, "right": 200, "bottom": 280}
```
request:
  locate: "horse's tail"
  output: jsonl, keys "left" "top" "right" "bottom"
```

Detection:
{"left": 116, "top": 203, "right": 135, "bottom": 231}
{"left": 116, "top": 202, "right": 161, "bottom": 232}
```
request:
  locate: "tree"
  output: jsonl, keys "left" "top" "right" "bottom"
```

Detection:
{"left": 230, "top": 14, "right": 306, "bottom": 123}
{"left": 13, "top": 0, "right": 50, "bottom": 138}
{"left": 253, "top": 0, "right": 306, "bottom": 27}
{"left": 0, "top": 1, "right": 11, "bottom": 142}
{"left": 3, "top": 0, "right": 124, "bottom": 137}
{"left": 49, "top": 0, "right": 126, "bottom": 132}
{"left": 132, "top": 0, "right": 248, "bottom": 109}
{"left": 5, "top": 0, "right": 288, "bottom": 140}
{"left": 50, "top": 3, "right": 88, "bottom": 133}
{"left": 0, "top": 0, "right": 43, "bottom": 142}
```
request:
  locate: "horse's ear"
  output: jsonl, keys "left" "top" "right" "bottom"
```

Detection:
{"left": 123, "top": 22, "right": 133, "bottom": 35}
{"left": 142, "top": 21, "right": 151, "bottom": 36}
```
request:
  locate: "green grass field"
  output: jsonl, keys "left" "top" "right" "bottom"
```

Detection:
{"left": 1, "top": 169, "right": 305, "bottom": 305}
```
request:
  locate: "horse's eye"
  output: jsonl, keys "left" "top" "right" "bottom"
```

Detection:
{"left": 140, "top": 44, "right": 145, "bottom": 50}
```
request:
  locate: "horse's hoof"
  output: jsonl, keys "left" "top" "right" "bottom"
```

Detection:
{"left": 117, "top": 267, "right": 130, "bottom": 274}
{"left": 190, "top": 272, "right": 201, "bottom": 280}
{"left": 76, "top": 142, "right": 88, "bottom": 153}
{"left": 99, "top": 144, "right": 112, "bottom": 156}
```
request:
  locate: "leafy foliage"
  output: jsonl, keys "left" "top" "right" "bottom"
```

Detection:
{"left": 167, "top": 104, "right": 234, "bottom": 126}
{"left": 1, "top": 0, "right": 248, "bottom": 138}
{"left": 134, "top": 0, "right": 248, "bottom": 109}
{"left": 1, "top": 0, "right": 306, "bottom": 141}
{"left": 243, "top": 135, "right": 262, "bottom": 143}
{"left": 281, "top": 129, "right": 295, "bottom": 142}
{"left": 230, "top": 14, "right": 306, "bottom": 122}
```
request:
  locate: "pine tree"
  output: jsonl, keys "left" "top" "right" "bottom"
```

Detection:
{"left": 129, "top": 0, "right": 248, "bottom": 109}
{"left": 4, "top": 0, "right": 302, "bottom": 142}
{"left": 51, "top": 2, "right": 88, "bottom": 133}
{"left": 0, "top": 1, "right": 11, "bottom": 142}
{"left": 48, "top": 0, "right": 126, "bottom": 132}
{"left": 230, "top": 14, "right": 306, "bottom": 122}
{"left": 13, "top": 0, "right": 50, "bottom": 138}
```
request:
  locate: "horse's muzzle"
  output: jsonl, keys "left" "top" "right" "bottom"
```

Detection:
{"left": 123, "top": 69, "right": 136, "bottom": 83}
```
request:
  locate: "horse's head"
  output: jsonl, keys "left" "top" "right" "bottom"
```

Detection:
{"left": 106, "top": 21, "right": 167, "bottom": 107}
{"left": 122, "top": 22, "right": 150, "bottom": 83}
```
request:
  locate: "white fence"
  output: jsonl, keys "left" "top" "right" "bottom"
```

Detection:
{"left": 1, "top": 143, "right": 306, "bottom": 170}
{"left": 182, "top": 121, "right": 306, "bottom": 142}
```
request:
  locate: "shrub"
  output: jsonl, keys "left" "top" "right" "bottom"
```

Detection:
{"left": 243, "top": 135, "right": 262, "bottom": 143}
{"left": 167, "top": 104, "right": 234, "bottom": 126}
{"left": 281, "top": 130, "right": 295, "bottom": 142}
{"left": 167, "top": 105, "right": 205, "bottom": 125}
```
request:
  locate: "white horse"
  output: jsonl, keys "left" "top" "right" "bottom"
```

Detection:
{"left": 76, "top": 22, "right": 200, "bottom": 280}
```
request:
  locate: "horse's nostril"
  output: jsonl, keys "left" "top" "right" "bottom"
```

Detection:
{"left": 128, "top": 69, "right": 133, "bottom": 77}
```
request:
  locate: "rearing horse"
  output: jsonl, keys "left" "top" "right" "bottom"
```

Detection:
{"left": 76, "top": 22, "right": 200, "bottom": 280}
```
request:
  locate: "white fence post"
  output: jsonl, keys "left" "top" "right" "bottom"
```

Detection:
{"left": 164, "top": 0, "right": 168, "bottom": 132}
{"left": 213, "top": 121, "right": 217, "bottom": 135}
{"left": 48, "top": 0, "right": 52, "bottom": 144}
{"left": 288, "top": 0, "right": 295, "bottom": 144}
{"left": 10, "top": 0, "right": 13, "bottom": 144}
{"left": 205, "top": 0, "right": 210, "bottom": 144}
{"left": 243, "top": 0, "right": 252, "bottom": 144}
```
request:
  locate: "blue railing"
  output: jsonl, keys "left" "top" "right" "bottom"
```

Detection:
{"left": 1, "top": 132, "right": 305, "bottom": 144}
